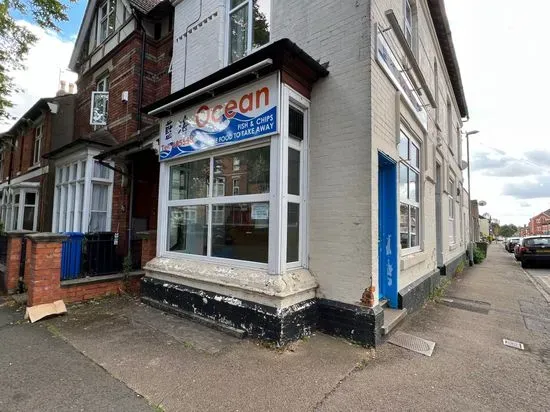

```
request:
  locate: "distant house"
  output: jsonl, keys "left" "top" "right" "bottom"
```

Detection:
{"left": 528, "top": 209, "right": 550, "bottom": 235}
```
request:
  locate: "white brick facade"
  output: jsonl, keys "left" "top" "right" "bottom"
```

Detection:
{"left": 167, "top": 0, "right": 468, "bottom": 306}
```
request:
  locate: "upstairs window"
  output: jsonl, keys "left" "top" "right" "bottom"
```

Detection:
{"left": 97, "top": 0, "right": 117, "bottom": 44}
{"left": 228, "top": 0, "right": 271, "bottom": 64}
{"left": 448, "top": 172, "right": 456, "bottom": 244}
{"left": 90, "top": 75, "right": 109, "bottom": 126}
{"left": 33, "top": 124, "right": 43, "bottom": 165}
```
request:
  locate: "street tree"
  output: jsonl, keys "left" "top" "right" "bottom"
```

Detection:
{"left": 0, "top": 0, "right": 73, "bottom": 124}
{"left": 499, "top": 224, "right": 518, "bottom": 238}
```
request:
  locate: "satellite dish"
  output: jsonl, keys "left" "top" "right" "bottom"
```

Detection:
{"left": 478, "top": 200, "right": 487, "bottom": 206}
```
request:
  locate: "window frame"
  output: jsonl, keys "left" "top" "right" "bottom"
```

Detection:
{"left": 226, "top": 0, "right": 271, "bottom": 65}
{"left": 403, "top": 0, "right": 417, "bottom": 54}
{"left": 90, "top": 75, "right": 110, "bottom": 126}
{"left": 97, "top": 0, "right": 117, "bottom": 45}
{"left": 399, "top": 127, "right": 422, "bottom": 255}
{"left": 52, "top": 149, "right": 114, "bottom": 233}
{"left": 448, "top": 171, "right": 456, "bottom": 245}
{"left": 33, "top": 124, "right": 43, "bottom": 166}
{"left": 0, "top": 185, "right": 40, "bottom": 231}
{"left": 157, "top": 83, "right": 310, "bottom": 273}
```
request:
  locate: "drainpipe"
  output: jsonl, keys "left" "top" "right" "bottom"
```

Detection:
{"left": 135, "top": 12, "right": 147, "bottom": 131}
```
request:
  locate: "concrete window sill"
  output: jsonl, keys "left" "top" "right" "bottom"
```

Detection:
{"left": 60, "top": 271, "right": 144, "bottom": 288}
{"left": 400, "top": 251, "right": 427, "bottom": 270}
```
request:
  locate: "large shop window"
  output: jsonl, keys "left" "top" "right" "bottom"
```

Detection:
{"left": 53, "top": 156, "right": 113, "bottom": 233}
{"left": 0, "top": 186, "right": 39, "bottom": 231}
{"left": 161, "top": 87, "right": 308, "bottom": 270}
{"left": 399, "top": 129, "right": 421, "bottom": 251}
{"left": 228, "top": 0, "right": 271, "bottom": 64}
{"left": 167, "top": 146, "right": 271, "bottom": 263}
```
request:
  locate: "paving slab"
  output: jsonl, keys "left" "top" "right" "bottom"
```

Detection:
{"left": 45, "top": 296, "right": 371, "bottom": 411}
{"left": 0, "top": 306, "right": 152, "bottom": 412}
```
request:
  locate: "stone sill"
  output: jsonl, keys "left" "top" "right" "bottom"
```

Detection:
{"left": 61, "top": 271, "right": 144, "bottom": 288}
{"left": 401, "top": 250, "right": 427, "bottom": 270}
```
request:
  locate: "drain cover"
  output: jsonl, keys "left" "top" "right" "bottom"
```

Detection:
{"left": 387, "top": 332, "right": 435, "bottom": 356}
{"left": 503, "top": 339, "right": 525, "bottom": 350}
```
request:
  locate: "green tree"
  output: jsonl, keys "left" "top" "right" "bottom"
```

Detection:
{"left": 499, "top": 224, "right": 518, "bottom": 238}
{"left": 252, "top": 0, "right": 269, "bottom": 48}
{"left": 0, "top": 0, "right": 73, "bottom": 124}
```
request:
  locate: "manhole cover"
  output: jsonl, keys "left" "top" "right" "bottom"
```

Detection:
{"left": 503, "top": 338, "right": 525, "bottom": 350}
{"left": 387, "top": 332, "right": 435, "bottom": 356}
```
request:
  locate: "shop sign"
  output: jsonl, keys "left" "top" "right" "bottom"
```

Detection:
{"left": 376, "top": 28, "right": 428, "bottom": 131}
{"left": 159, "top": 74, "right": 278, "bottom": 161}
{"left": 251, "top": 203, "right": 269, "bottom": 220}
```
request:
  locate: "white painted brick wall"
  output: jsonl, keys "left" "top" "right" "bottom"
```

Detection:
{"left": 169, "top": 0, "right": 469, "bottom": 304}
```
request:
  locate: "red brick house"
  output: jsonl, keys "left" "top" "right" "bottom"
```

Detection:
{"left": 0, "top": 93, "right": 76, "bottom": 232}
{"left": 43, "top": 0, "right": 173, "bottom": 253}
{"left": 528, "top": 209, "right": 550, "bottom": 235}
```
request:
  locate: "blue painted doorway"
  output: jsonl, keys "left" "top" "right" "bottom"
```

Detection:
{"left": 378, "top": 152, "right": 398, "bottom": 308}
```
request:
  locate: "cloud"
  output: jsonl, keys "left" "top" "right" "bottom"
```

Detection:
{"left": 519, "top": 201, "right": 531, "bottom": 207}
{"left": 502, "top": 175, "right": 550, "bottom": 199}
{"left": 524, "top": 150, "right": 550, "bottom": 166}
{"left": 1, "top": 21, "right": 77, "bottom": 132}
{"left": 472, "top": 151, "right": 536, "bottom": 177}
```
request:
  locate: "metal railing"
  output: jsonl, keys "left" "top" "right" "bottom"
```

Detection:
{"left": 61, "top": 232, "right": 143, "bottom": 281}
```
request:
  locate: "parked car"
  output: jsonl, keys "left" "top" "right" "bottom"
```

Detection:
{"left": 517, "top": 236, "right": 550, "bottom": 268}
{"left": 514, "top": 239, "right": 523, "bottom": 260}
{"left": 506, "top": 237, "right": 520, "bottom": 253}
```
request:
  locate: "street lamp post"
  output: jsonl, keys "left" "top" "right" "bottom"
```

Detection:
{"left": 465, "top": 130, "right": 479, "bottom": 265}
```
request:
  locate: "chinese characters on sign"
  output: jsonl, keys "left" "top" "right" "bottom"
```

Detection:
{"left": 159, "top": 74, "right": 279, "bottom": 161}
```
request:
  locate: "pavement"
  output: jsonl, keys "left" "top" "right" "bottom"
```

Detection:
{"left": 0, "top": 243, "right": 549, "bottom": 411}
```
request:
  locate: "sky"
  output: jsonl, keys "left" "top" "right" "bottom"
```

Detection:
{"left": 2, "top": 0, "right": 549, "bottom": 227}
{"left": 445, "top": 0, "right": 550, "bottom": 226}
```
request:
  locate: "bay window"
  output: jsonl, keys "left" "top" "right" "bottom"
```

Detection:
{"left": 53, "top": 152, "right": 113, "bottom": 233}
{"left": 159, "top": 85, "right": 308, "bottom": 271}
{"left": 0, "top": 185, "right": 39, "bottom": 231}
{"left": 399, "top": 129, "right": 421, "bottom": 251}
{"left": 228, "top": 0, "right": 271, "bottom": 64}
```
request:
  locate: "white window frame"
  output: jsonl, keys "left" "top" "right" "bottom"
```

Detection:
{"left": 232, "top": 177, "right": 240, "bottom": 195}
{"left": 404, "top": 0, "right": 416, "bottom": 52}
{"left": 97, "top": 0, "right": 116, "bottom": 44}
{"left": 157, "top": 83, "right": 309, "bottom": 274}
{"left": 226, "top": 0, "right": 271, "bottom": 65}
{"left": 0, "top": 184, "right": 40, "bottom": 231}
{"left": 33, "top": 124, "right": 43, "bottom": 166}
{"left": 448, "top": 172, "right": 456, "bottom": 245}
{"left": 52, "top": 149, "right": 114, "bottom": 233}
{"left": 90, "top": 75, "right": 110, "bottom": 126}
{"left": 399, "top": 128, "right": 422, "bottom": 255}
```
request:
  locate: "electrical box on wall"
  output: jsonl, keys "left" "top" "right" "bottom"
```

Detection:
{"left": 121, "top": 91, "right": 129, "bottom": 102}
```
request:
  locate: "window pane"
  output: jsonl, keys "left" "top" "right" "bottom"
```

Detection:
{"left": 399, "top": 163, "right": 408, "bottom": 200}
{"left": 287, "top": 203, "right": 299, "bottom": 263}
{"left": 168, "top": 206, "right": 208, "bottom": 256}
{"left": 89, "top": 212, "right": 107, "bottom": 232}
{"left": 410, "top": 206, "right": 418, "bottom": 247}
{"left": 409, "top": 169, "right": 419, "bottom": 202}
{"left": 214, "top": 147, "right": 270, "bottom": 196}
{"left": 253, "top": 0, "right": 270, "bottom": 48}
{"left": 410, "top": 142, "right": 419, "bottom": 169}
{"left": 288, "top": 148, "right": 300, "bottom": 195}
{"left": 288, "top": 106, "right": 304, "bottom": 140}
{"left": 93, "top": 161, "right": 110, "bottom": 179}
{"left": 229, "top": 5, "right": 248, "bottom": 63}
{"left": 399, "top": 133, "right": 408, "bottom": 159}
{"left": 13, "top": 206, "right": 19, "bottom": 230}
{"left": 400, "top": 203, "right": 410, "bottom": 249}
{"left": 170, "top": 159, "right": 210, "bottom": 200}
{"left": 211, "top": 202, "right": 269, "bottom": 263}
{"left": 91, "top": 184, "right": 108, "bottom": 211}
{"left": 230, "top": 0, "right": 246, "bottom": 8}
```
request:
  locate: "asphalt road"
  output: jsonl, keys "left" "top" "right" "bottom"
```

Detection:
{"left": 0, "top": 303, "right": 152, "bottom": 412}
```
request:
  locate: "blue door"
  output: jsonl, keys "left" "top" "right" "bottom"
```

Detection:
{"left": 378, "top": 152, "right": 398, "bottom": 308}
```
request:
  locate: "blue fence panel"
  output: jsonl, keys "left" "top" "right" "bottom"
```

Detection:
{"left": 61, "top": 232, "right": 84, "bottom": 281}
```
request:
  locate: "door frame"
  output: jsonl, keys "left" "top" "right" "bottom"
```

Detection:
{"left": 378, "top": 151, "right": 399, "bottom": 308}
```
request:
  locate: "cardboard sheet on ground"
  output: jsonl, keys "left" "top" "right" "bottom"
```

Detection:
{"left": 25, "top": 300, "right": 67, "bottom": 323}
